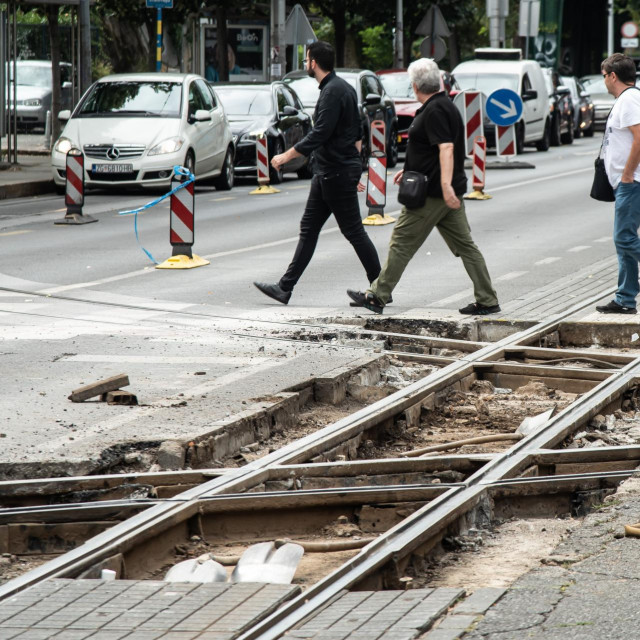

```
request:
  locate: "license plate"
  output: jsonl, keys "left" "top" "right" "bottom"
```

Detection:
{"left": 92, "top": 163, "right": 133, "bottom": 173}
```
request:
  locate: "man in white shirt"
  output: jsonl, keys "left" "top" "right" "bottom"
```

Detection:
{"left": 597, "top": 53, "right": 640, "bottom": 314}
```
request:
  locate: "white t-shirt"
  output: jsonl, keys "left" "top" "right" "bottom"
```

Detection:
{"left": 603, "top": 86, "right": 640, "bottom": 188}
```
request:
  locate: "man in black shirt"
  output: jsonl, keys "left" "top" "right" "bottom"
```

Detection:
{"left": 347, "top": 58, "right": 500, "bottom": 316}
{"left": 254, "top": 41, "right": 380, "bottom": 305}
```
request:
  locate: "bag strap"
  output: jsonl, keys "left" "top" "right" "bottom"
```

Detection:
{"left": 600, "top": 85, "right": 640, "bottom": 157}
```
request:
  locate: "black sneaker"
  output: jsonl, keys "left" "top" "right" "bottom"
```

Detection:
{"left": 253, "top": 282, "right": 291, "bottom": 305}
{"left": 350, "top": 294, "right": 392, "bottom": 306}
{"left": 346, "top": 289, "right": 384, "bottom": 314}
{"left": 459, "top": 302, "right": 501, "bottom": 316}
{"left": 595, "top": 300, "right": 637, "bottom": 314}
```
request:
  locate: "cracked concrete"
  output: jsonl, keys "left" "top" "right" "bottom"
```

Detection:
{"left": 465, "top": 475, "right": 640, "bottom": 639}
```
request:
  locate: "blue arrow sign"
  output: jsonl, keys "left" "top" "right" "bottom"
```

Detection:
{"left": 486, "top": 88, "right": 523, "bottom": 126}
{"left": 146, "top": 0, "right": 173, "bottom": 8}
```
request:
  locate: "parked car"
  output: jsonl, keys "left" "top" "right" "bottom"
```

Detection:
{"left": 542, "top": 68, "right": 574, "bottom": 145}
{"left": 8, "top": 60, "right": 72, "bottom": 132}
{"left": 213, "top": 81, "right": 312, "bottom": 183}
{"left": 376, "top": 69, "right": 459, "bottom": 151}
{"left": 560, "top": 75, "right": 594, "bottom": 137}
{"left": 453, "top": 48, "right": 551, "bottom": 153}
{"left": 284, "top": 68, "right": 399, "bottom": 169}
{"left": 580, "top": 74, "right": 615, "bottom": 129}
{"left": 52, "top": 73, "right": 235, "bottom": 193}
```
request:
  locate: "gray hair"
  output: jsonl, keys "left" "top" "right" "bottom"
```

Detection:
{"left": 408, "top": 58, "right": 441, "bottom": 94}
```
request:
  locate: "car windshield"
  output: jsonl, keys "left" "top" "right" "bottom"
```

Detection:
{"left": 284, "top": 77, "right": 320, "bottom": 106}
{"left": 78, "top": 81, "right": 182, "bottom": 117}
{"left": 454, "top": 73, "right": 519, "bottom": 95}
{"left": 378, "top": 73, "right": 413, "bottom": 98}
{"left": 215, "top": 88, "right": 272, "bottom": 115}
{"left": 582, "top": 77, "right": 606, "bottom": 93}
{"left": 12, "top": 65, "right": 52, "bottom": 87}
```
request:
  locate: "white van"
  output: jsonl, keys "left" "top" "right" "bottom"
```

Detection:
{"left": 452, "top": 49, "right": 551, "bottom": 153}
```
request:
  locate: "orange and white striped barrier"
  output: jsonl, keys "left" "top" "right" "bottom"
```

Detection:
{"left": 462, "top": 91, "right": 484, "bottom": 158}
{"left": 496, "top": 125, "right": 516, "bottom": 159}
{"left": 250, "top": 134, "right": 279, "bottom": 194}
{"left": 363, "top": 120, "right": 395, "bottom": 225}
{"left": 55, "top": 148, "right": 97, "bottom": 225}
{"left": 464, "top": 135, "right": 492, "bottom": 200}
{"left": 156, "top": 173, "right": 209, "bottom": 269}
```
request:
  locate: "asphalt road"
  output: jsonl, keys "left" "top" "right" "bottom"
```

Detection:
{"left": 0, "top": 134, "right": 610, "bottom": 315}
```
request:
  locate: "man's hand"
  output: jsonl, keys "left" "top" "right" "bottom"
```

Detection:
{"left": 393, "top": 169, "right": 404, "bottom": 185}
{"left": 271, "top": 146, "right": 302, "bottom": 170}
{"left": 442, "top": 184, "right": 460, "bottom": 209}
{"left": 357, "top": 180, "right": 366, "bottom": 192}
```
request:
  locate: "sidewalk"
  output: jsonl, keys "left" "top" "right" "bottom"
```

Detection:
{"left": 0, "top": 133, "right": 55, "bottom": 199}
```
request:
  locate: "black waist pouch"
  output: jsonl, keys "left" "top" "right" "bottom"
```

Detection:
{"left": 590, "top": 158, "right": 615, "bottom": 202}
{"left": 398, "top": 171, "right": 428, "bottom": 209}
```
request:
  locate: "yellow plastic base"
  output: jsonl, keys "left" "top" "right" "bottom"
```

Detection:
{"left": 250, "top": 184, "right": 280, "bottom": 195}
{"left": 464, "top": 189, "right": 492, "bottom": 200}
{"left": 155, "top": 254, "right": 210, "bottom": 270}
{"left": 362, "top": 214, "right": 396, "bottom": 226}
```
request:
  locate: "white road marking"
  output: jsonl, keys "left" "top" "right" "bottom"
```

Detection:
{"left": 535, "top": 257, "right": 561, "bottom": 265}
{"left": 593, "top": 236, "right": 612, "bottom": 243}
{"left": 0, "top": 230, "right": 30, "bottom": 237}
{"left": 431, "top": 289, "right": 473, "bottom": 306}
{"left": 496, "top": 271, "right": 528, "bottom": 281}
{"left": 567, "top": 245, "right": 590, "bottom": 252}
{"left": 489, "top": 167, "right": 591, "bottom": 193}
{"left": 211, "top": 196, "right": 235, "bottom": 201}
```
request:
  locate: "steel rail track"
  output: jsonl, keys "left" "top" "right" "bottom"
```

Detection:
{"left": 0, "top": 285, "right": 638, "bottom": 639}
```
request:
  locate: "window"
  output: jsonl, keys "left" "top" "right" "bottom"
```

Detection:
{"left": 189, "top": 81, "right": 207, "bottom": 116}
{"left": 281, "top": 86, "right": 298, "bottom": 108}
{"left": 195, "top": 79, "right": 214, "bottom": 110}
{"left": 276, "top": 88, "right": 289, "bottom": 112}
{"left": 522, "top": 73, "right": 532, "bottom": 94}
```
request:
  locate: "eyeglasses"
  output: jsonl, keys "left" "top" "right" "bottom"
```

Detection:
{"left": 304, "top": 58, "right": 312, "bottom": 66}
{"left": 602, "top": 71, "right": 611, "bottom": 78}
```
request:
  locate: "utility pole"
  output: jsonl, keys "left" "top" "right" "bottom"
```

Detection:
{"left": 79, "top": 0, "right": 91, "bottom": 94}
{"left": 270, "top": 0, "right": 286, "bottom": 80}
{"left": 394, "top": 0, "right": 403, "bottom": 69}
{"left": 486, "top": 0, "right": 508, "bottom": 48}
{"left": 607, "top": 0, "right": 614, "bottom": 56}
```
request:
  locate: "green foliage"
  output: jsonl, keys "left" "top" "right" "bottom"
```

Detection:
{"left": 359, "top": 24, "right": 393, "bottom": 70}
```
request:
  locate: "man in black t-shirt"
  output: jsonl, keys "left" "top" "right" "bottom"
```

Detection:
{"left": 347, "top": 58, "right": 500, "bottom": 316}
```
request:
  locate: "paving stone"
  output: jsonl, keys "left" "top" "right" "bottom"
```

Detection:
{"left": 452, "top": 588, "right": 506, "bottom": 616}
{"left": 436, "top": 614, "right": 477, "bottom": 629}
{"left": 421, "top": 629, "right": 466, "bottom": 640}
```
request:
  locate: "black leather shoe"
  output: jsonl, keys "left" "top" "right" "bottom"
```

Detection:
{"left": 595, "top": 300, "right": 637, "bottom": 314}
{"left": 254, "top": 282, "right": 291, "bottom": 305}
{"left": 459, "top": 302, "right": 501, "bottom": 315}
{"left": 346, "top": 289, "right": 384, "bottom": 314}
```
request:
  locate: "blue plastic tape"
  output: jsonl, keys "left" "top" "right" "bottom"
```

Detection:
{"left": 119, "top": 165, "right": 195, "bottom": 265}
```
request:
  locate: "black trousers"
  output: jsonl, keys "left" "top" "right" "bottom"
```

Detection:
{"left": 279, "top": 168, "right": 381, "bottom": 291}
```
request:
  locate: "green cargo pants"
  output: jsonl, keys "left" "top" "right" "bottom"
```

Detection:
{"left": 368, "top": 196, "right": 498, "bottom": 307}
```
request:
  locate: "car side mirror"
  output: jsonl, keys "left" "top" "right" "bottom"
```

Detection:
{"left": 193, "top": 109, "right": 211, "bottom": 122}
{"left": 580, "top": 91, "right": 590, "bottom": 99}
{"left": 364, "top": 92, "right": 381, "bottom": 106}
{"left": 280, "top": 105, "right": 298, "bottom": 117}
{"left": 61, "top": 81, "right": 72, "bottom": 90}
{"left": 58, "top": 109, "right": 71, "bottom": 121}
{"left": 522, "top": 89, "right": 537, "bottom": 101}
{"left": 556, "top": 85, "right": 570, "bottom": 96}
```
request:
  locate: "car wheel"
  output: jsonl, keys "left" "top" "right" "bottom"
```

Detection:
{"left": 183, "top": 150, "right": 196, "bottom": 177}
{"left": 550, "top": 114, "right": 561, "bottom": 146}
{"left": 561, "top": 115, "right": 574, "bottom": 144}
{"left": 535, "top": 118, "right": 551, "bottom": 152}
{"left": 386, "top": 125, "right": 398, "bottom": 168}
{"left": 55, "top": 183, "right": 65, "bottom": 196}
{"left": 269, "top": 139, "right": 284, "bottom": 184}
{"left": 515, "top": 121, "right": 525, "bottom": 154}
{"left": 213, "top": 147, "right": 234, "bottom": 190}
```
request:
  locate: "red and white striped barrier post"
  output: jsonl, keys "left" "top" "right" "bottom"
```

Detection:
{"left": 464, "top": 135, "right": 492, "bottom": 200}
{"left": 156, "top": 174, "right": 209, "bottom": 269}
{"left": 250, "top": 134, "right": 279, "bottom": 195}
{"left": 463, "top": 91, "right": 484, "bottom": 158}
{"left": 363, "top": 120, "right": 395, "bottom": 225}
{"left": 55, "top": 148, "right": 97, "bottom": 225}
{"left": 496, "top": 125, "right": 517, "bottom": 160}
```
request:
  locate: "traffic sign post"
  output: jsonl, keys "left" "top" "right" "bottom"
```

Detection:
{"left": 146, "top": 0, "right": 173, "bottom": 72}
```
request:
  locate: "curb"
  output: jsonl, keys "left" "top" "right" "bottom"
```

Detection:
{"left": 0, "top": 179, "right": 55, "bottom": 200}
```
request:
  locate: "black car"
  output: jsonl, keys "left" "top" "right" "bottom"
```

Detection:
{"left": 560, "top": 75, "right": 595, "bottom": 138}
{"left": 284, "top": 68, "right": 399, "bottom": 170}
{"left": 212, "top": 81, "right": 312, "bottom": 183}
{"left": 542, "top": 68, "right": 574, "bottom": 146}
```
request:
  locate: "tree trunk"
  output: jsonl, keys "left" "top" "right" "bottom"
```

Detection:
{"left": 46, "top": 5, "right": 62, "bottom": 141}
{"left": 333, "top": 1, "right": 346, "bottom": 66}
{"left": 216, "top": 5, "right": 229, "bottom": 81}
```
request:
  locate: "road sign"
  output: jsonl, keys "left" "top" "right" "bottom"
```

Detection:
{"left": 621, "top": 21, "right": 638, "bottom": 38}
{"left": 622, "top": 37, "right": 639, "bottom": 48}
{"left": 486, "top": 88, "right": 523, "bottom": 127}
{"left": 146, "top": 0, "right": 173, "bottom": 8}
{"left": 419, "top": 36, "right": 447, "bottom": 62}
{"left": 416, "top": 5, "right": 451, "bottom": 37}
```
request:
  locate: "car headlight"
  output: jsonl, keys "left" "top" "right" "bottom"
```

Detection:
{"left": 241, "top": 130, "right": 267, "bottom": 141}
{"left": 19, "top": 98, "right": 41, "bottom": 107}
{"left": 54, "top": 137, "right": 74, "bottom": 154}
{"left": 148, "top": 137, "right": 184, "bottom": 156}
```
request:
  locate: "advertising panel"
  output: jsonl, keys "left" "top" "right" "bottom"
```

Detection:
{"left": 202, "top": 24, "right": 267, "bottom": 82}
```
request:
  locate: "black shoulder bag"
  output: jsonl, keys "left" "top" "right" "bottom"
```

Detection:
{"left": 590, "top": 86, "right": 640, "bottom": 202}
{"left": 398, "top": 170, "right": 428, "bottom": 209}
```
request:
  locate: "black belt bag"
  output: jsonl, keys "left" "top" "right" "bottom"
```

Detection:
{"left": 398, "top": 171, "right": 428, "bottom": 209}
{"left": 590, "top": 157, "right": 615, "bottom": 202}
